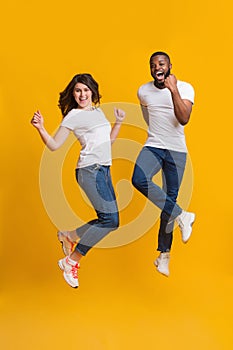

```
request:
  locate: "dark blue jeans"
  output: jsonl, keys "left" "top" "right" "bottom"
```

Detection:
{"left": 74, "top": 164, "right": 119, "bottom": 256}
{"left": 132, "top": 147, "right": 187, "bottom": 252}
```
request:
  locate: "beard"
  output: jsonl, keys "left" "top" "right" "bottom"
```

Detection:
{"left": 154, "top": 68, "right": 171, "bottom": 88}
{"left": 165, "top": 68, "right": 171, "bottom": 78}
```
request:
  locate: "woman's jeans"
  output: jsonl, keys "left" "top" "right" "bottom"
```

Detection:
{"left": 132, "top": 147, "right": 187, "bottom": 252}
{"left": 74, "top": 164, "right": 119, "bottom": 256}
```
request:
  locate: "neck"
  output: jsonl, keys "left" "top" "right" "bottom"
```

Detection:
{"left": 154, "top": 80, "right": 165, "bottom": 89}
{"left": 78, "top": 105, "right": 94, "bottom": 111}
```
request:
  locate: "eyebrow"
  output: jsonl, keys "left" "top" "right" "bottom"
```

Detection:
{"left": 150, "top": 59, "right": 166, "bottom": 65}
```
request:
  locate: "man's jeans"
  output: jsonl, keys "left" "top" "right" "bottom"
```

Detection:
{"left": 132, "top": 146, "right": 187, "bottom": 252}
{"left": 74, "top": 164, "right": 119, "bottom": 256}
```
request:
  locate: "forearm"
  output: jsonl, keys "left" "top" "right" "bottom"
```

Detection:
{"left": 171, "top": 88, "right": 191, "bottom": 125}
{"left": 141, "top": 105, "right": 149, "bottom": 126}
{"left": 31, "top": 110, "right": 70, "bottom": 150}
{"left": 36, "top": 127, "right": 60, "bottom": 151}
{"left": 110, "top": 122, "right": 122, "bottom": 143}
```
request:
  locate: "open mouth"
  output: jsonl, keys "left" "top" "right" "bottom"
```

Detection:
{"left": 155, "top": 71, "right": 165, "bottom": 81}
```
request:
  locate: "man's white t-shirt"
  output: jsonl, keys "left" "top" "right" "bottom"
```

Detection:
{"left": 137, "top": 80, "right": 194, "bottom": 153}
{"left": 61, "top": 107, "right": 112, "bottom": 168}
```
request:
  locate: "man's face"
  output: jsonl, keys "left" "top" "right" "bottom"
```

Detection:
{"left": 150, "top": 55, "right": 172, "bottom": 88}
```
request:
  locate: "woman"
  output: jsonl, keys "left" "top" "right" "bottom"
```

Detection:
{"left": 31, "top": 73, "right": 125, "bottom": 288}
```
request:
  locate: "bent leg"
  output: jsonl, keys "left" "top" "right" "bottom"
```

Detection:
{"left": 158, "top": 150, "right": 187, "bottom": 252}
{"left": 132, "top": 147, "right": 183, "bottom": 219}
{"left": 74, "top": 165, "right": 119, "bottom": 256}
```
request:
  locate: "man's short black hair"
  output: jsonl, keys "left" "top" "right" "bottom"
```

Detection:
{"left": 150, "top": 51, "right": 170, "bottom": 63}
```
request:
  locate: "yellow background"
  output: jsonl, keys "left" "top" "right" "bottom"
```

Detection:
{"left": 1, "top": 0, "right": 233, "bottom": 349}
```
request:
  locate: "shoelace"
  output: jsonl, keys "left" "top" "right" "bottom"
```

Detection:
{"left": 177, "top": 217, "right": 184, "bottom": 229}
{"left": 71, "top": 265, "right": 78, "bottom": 279}
{"left": 65, "top": 257, "right": 79, "bottom": 279}
{"left": 63, "top": 233, "right": 75, "bottom": 246}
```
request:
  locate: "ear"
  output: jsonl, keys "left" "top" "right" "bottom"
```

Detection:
{"left": 169, "top": 63, "right": 172, "bottom": 70}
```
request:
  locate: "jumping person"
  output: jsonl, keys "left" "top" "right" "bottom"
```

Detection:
{"left": 31, "top": 73, "right": 125, "bottom": 288}
{"left": 132, "top": 52, "right": 195, "bottom": 276}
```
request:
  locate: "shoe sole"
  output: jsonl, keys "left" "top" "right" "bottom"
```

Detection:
{"left": 153, "top": 260, "right": 169, "bottom": 277}
{"left": 157, "top": 267, "right": 169, "bottom": 277}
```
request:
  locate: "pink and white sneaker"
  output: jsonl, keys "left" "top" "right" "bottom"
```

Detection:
{"left": 58, "top": 256, "right": 80, "bottom": 288}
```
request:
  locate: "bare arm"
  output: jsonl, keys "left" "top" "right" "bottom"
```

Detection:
{"left": 110, "top": 108, "right": 126, "bottom": 143}
{"left": 140, "top": 104, "right": 149, "bottom": 126}
{"left": 165, "top": 74, "right": 193, "bottom": 125}
{"left": 31, "top": 110, "right": 70, "bottom": 151}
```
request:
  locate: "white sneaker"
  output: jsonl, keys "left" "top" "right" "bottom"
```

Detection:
{"left": 154, "top": 252, "right": 170, "bottom": 277}
{"left": 58, "top": 256, "right": 79, "bottom": 288}
{"left": 57, "top": 231, "right": 76, "bottom": 256}
{"left": 176, "top": 211, "right": 195, "bottom": 243}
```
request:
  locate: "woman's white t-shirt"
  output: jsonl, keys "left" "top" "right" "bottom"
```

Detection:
{"left": 61, "top": 107, "right": 112, "bottom": 168}
{"left": 137, "top": 80, "right": 195, "bottom": 153}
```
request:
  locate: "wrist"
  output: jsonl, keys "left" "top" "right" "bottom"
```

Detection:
{"left": 37, "top": 125, "right": 46, "bottom": 133}
{"left": 170, "top": 85, "right": 179, "bottom": 94}
{"left": 116, "top": 118, "right": 123, "bottom": 123}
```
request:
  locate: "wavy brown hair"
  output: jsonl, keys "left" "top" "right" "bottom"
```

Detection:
{"left": 58, "top": 73, "right": 101, "bottom": 117}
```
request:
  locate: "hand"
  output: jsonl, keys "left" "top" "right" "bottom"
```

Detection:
{"left": 31, "top": 110, "right": 44, "bottom": 130}
{"left": 114, "top": 108, "right": 126, "bottom": 123}
{"left": 164, "top": 74, "right": 177, "bottom": 92}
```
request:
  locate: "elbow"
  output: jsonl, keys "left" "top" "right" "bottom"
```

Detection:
{"left": 179, "top": 114, "right": 190, "bottom": 126}
{"left": 180, "top": 120, "right": 188, "bottom": 126}
{"left": 47, "top": 144, "right": 59, "bottom": 152}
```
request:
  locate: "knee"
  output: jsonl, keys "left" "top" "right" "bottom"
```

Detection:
{"left": 110, "top": 212, "right": 119, "bottom": 230}
{"left": 100, "top": 212, "right": 119, "bottom": 230}
{"left": 132, "top": 168, "right": 147, "bottom": 190}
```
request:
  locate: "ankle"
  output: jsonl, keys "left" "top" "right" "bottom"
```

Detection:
{"left": 70, "top": 251, "right": 83, "bottom": 264}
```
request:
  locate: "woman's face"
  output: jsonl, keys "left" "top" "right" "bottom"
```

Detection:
{"left": 73, "top": 82, "right": 93, "bottom": 109}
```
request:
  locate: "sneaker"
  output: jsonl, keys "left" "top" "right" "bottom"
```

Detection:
{"left": 154, "top": 252, "right": 170, "bottom": 277}
{"left": 58, "top": 256, "right": 79, "bottom": 288}
{"left": 57, "top": 231, "right": 76, "bottom": 256}
{"left": 176, "top": 211, "right": 195, "bottom": 243}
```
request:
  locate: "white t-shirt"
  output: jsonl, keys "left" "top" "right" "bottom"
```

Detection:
{"left": 137, "top": 80, "right": 195, "bottom": 153}
{"left": 61, "top": 107, "right": 112, "bottom": 168}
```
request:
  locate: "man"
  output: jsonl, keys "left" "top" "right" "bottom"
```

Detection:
{"left": 132, "top": 51, "right": 195, "bottom": 277}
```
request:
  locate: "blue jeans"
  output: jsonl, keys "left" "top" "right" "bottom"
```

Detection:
{"left": 74, "top": 164, "right": 119, "bottom": 256}
{"left": 132, "top": 147, "right": 187, "bottom": 252}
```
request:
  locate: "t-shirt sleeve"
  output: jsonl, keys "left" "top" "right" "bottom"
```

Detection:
{"left": 60, "top": 112, "right": 75, "bottom": 130}
{"left": 179, "top": 82, "right": 195, "bottom": 104}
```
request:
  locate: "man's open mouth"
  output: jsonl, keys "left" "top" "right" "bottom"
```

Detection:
{"left": 155, "top": 71, "right": 165, "bottom": 80}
